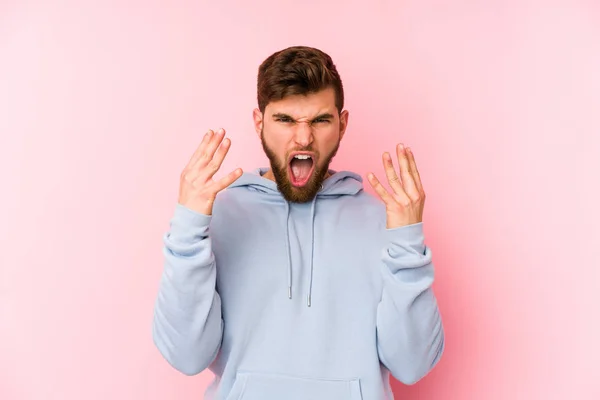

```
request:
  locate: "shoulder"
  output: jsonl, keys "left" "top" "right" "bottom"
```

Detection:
{"left": 211, "top": 187, "right": 246, "bottom": 216}
{"left": 326, "top": 189, "right": 387, "bottom": 227}
{"left": 348, "top": 188, "right": 385, "bottom": 210}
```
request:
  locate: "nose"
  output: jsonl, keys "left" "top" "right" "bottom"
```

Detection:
{"left": 293, "top": 121, "right": 314, "bottom": 148}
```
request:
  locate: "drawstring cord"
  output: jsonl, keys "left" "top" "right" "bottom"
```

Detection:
{"left": 284, "top": 201, "right": 292, "bottom": 299}
{"left": 307, "top": 195, "right": 317, "bottom": 307}
{"left": 284, "top": 184, "right": 322, "bottom": 307}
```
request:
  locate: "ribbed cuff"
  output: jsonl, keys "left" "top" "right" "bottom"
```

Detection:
{"left": 167, "top": 204, "right": 212, "bottom": 244}
{"left": 385, "top": 222, "right": 426, "bottom": 256}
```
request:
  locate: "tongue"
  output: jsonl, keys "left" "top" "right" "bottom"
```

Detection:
{"left": 290, "top": 159, "right": 313, "bottom": 181}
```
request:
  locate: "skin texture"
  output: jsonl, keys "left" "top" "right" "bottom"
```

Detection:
{"left": 177, "top": 128, "right": 243, "bottom": 215}
{"left": 252, "top": 87, "right": 349, "bottom": 203}
{"left": 178, "top": 87, "right": 426, "bottom": 229}
{"left": 367, "top": 144, "right": 426, "bottom": 229}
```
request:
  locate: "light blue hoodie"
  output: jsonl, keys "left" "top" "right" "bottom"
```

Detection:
{"left": 152, "top": 168, "right": 444, "bottom": 400}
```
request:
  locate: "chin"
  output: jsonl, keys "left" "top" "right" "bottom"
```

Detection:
{"left": 279, "top": 166, "right": 326, "bottom": 203}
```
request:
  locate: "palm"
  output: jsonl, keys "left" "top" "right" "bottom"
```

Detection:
{"left": 367, "top": 143, "right": 426, "bottom": 229}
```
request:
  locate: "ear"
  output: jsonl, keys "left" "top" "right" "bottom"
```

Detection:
{"left": 252, "top": 108, "right": 263, "bottom": 138}
{"left": 338, "top": 109, "right": 349, "bottom": 141}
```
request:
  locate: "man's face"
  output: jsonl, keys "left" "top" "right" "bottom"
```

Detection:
{"left": 254, "top": 87, "right": 349, "bottom": 203}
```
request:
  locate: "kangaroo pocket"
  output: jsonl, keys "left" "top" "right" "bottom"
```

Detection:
{"left": 225, "top": 371, "right": 363, "bottom": 400}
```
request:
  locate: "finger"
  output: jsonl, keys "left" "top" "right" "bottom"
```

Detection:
{"left": 211, "top": 137, "right": 233, "bottom": 172}
{"left": 213, "top": 168, "right": 244, "bottom": 193}
{"left": 406, "top": 147, "right": 423, "bottom": 193}
{"left": 196, "top": 137, "right": 232, "bottom": 182}
{"left": 192, "top": 128, "right": 226, "bottom": 169}
{"left": 367, "top": 173, "right": 397, "bottom": 208}
{"left": 204, "top": 128, "right": 226, "bottom": 161}
{"left": 186, "top": 129, "right": 215, "bottom": 168}
{"left": 396, "top": 143, "right": 420, "bottom": 199}
{"left": 382, "top": 152, "right": 412, "bottom": 204}
{"left": 382, "top": 152, "right": 404, "bottom": 195}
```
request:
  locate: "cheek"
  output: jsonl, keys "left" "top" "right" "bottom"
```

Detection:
{"left": 319, "top": 129, "right": 341, "bottom": 151}
{"left": 264, "top": 130, "right": 292, "bottom": 158}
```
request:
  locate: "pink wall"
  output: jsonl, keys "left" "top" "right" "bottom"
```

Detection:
{"left": 1, "top": 1, "right": 599, "bottom": 399}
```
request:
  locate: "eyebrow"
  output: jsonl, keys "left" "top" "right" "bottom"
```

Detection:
{"left": 272, "top": 113, "right": 335, "bottom": 121}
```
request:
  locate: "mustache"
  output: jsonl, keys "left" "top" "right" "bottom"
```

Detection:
{"left": 289, "top": 146, "right": 317, "bottom": 154}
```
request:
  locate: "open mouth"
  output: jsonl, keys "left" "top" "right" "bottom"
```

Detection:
{"left": 288, "top": 152, "right": 315, "bottom": 187}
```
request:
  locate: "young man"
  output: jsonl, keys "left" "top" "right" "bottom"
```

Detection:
{"left": 152, "top": 46, "right": 444, "bottom": 400}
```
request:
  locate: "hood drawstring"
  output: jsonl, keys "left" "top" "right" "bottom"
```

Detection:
{"left": 284, "top": 186, "right": 320, "bottom": 307}
{"left": 284, "top": 201, "right": 292, "bottom": 300}
{"left": 229, "top": 168, "right": 363, "bottom": 308}
{"left": 307, "top": 195, "right": 317, "bottom": 307}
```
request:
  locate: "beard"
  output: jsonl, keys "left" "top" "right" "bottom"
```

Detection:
{"left": 261, "top": 129, "right": 340, "bottom": 203}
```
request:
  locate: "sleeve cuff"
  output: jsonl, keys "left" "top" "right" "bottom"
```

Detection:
{"left": 167, "top": 204, "right": 212, "bottom": 244}
{"left": 385, "top": 222, "right": 426, "bottom": 256}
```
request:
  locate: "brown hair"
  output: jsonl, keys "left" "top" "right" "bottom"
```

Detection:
{"left": 257, "top": 46, "right": 344, "bottom": 114}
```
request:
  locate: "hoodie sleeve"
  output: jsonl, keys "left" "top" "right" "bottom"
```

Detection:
{"left": 152, "top": 203, "right": 223, "bottom": 376}
{"left": 376, "top": 222, "right": 445, "bottom": 385}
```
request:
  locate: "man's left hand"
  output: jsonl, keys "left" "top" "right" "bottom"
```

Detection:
{"left": 367, "top": 143, "right": 426, "bottom": 229}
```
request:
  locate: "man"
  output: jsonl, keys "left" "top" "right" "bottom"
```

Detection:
{"left": 152, "top": 46, "right": 444, "bottom": 400}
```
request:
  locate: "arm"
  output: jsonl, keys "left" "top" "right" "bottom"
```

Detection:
{"left": 152, "top": 204, "right": 223, "bottom": 376}
{"left": 366, "top": 144, "right": 444, "bottom": 385}
{"left": 376, "top": 222, "right": 444, "bottom": 385}
{"left": 152, "top": 128, "right": 242, "bottom": 375}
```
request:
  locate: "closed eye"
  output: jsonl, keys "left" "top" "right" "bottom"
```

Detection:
{"left": 272, "top": 114, "right": 333, "bottom": 125}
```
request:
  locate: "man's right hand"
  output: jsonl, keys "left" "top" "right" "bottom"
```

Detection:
{"left": 178, "top": 128, "right": 243, "bottom": 215}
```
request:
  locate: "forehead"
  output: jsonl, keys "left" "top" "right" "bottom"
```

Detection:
{"left": 266, "top": 87, "right": 337, "bottom": 117}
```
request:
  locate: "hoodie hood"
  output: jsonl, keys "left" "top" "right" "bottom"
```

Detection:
{"left": 228, "top": 167, "right": 364, "bottom": 307}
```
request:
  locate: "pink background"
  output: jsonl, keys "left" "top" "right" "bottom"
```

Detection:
{"left": 1, "top": 1, "right": 599, "bottom": 399}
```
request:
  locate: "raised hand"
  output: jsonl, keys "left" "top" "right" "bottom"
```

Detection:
{"left": 367, "top": 143, "right": 425, "bottom": 229}
{"left": 178, "top": 128, "right": 243, "bottom": 215}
